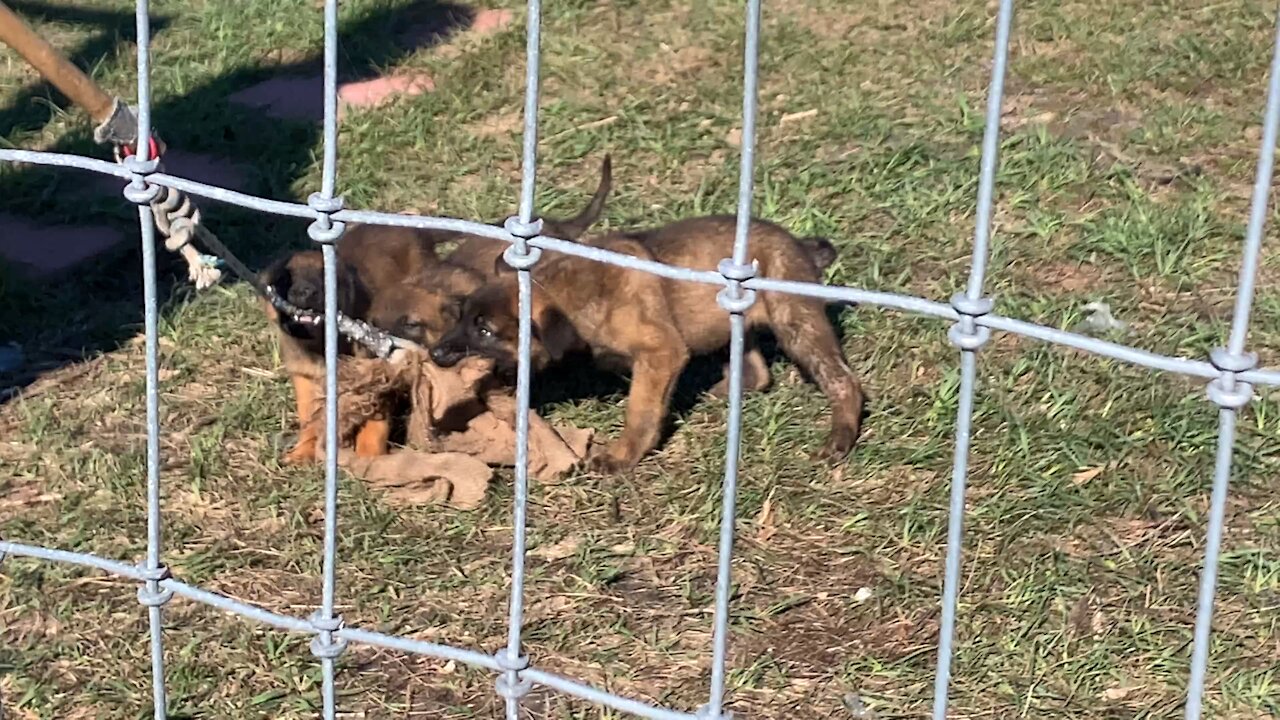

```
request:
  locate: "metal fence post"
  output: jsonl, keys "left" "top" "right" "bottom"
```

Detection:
{"left": 494, "top": 1, "right": 546, "bottom": 717}
{"left": 304, "top": 0, "right": 351, "bottom": 717}
{"left": 931, "top": 1, "right": 1013, "bottom": 718}
{"left": 120, "top": 1, "right": 174, "bottom": 718}
{"left": 1182, "top": 9, "right": 1280, "bottom": 719}
{"left": 702, "top": 0, "right": 764, "bottom": 718}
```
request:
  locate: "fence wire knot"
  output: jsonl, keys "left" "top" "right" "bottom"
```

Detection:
{"left": 502, "top": 216, "right": 545, "bottom": 269}
{"left": 135, "top": 564, "right": 173, "bottom": 607}
{"left": 493, "top": 647, "right": 532, "bottom": 700}
{"left": 716, "top": 258, "right": 758, "bottom": 314}
{"left": 947, "top": 293, "right": 994, "bottom": 351}
{"left": 696, "top": 702, "right": 734, "bottom": 720}
{"left": 1207, "top": 348, "right": 1257, "bottom": 410}
{"left": 308, "top": 612, "right": 348, "bottom": 660}
{"left": 307, "top": 193, "right": 346, "bottom": 245}
{"left": 122, "top": 154, "right": 163, "bottom": 205}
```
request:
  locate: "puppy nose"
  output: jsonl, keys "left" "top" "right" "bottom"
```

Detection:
{"left": 430, "top": 345, "right": 453, "bottom": 366}
{"left": 292, "top": 285, "right": 319, "bottom": 308}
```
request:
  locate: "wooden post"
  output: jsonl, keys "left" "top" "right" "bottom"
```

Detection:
{"left": 0, "top": 1, "right": 115, "bottom": 123}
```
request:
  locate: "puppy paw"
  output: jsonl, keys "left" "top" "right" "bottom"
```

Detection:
{"left": 706, "top": 378, "right": 732, "bottom": 399}
{"left": 583, "top": 448, "right": 637, "bottom": 475}
{"left": 283, "top": 443, "right": 319, "bottom": 466}
{"left": 814, "top": 427, "right": 857, "bottom": 464}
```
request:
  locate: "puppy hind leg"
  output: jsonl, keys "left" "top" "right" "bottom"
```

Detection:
{"left": 708, "top": 345, "right": 771, "bottom": 398}
{"left": 766, "top": 295, "right": 865, "bottom": 460}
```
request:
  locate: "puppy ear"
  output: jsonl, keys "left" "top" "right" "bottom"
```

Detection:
{"left": 339, "top": 262, "right": 372, "bottom": 316}
{"left": 260, "top": 254, "right": 293, "bottom": 288}
{"left": 443, "top": 295, "right": 466, "bottom": 323}
{"left": 492, "top": 253, "right": 518, "bottom": 277}
{"left": 537, "top": 307, "right": 577, "bottom": 362}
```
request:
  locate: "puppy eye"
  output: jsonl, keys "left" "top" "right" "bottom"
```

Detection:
{"left": 477, "top": 325, "right": 494, "bottom": 338}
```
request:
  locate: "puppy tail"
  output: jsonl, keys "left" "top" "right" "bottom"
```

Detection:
{"left": 798, "top": 236, "right": 838, "bottom": 272}
{"left": 545, "top": 154, "right": 612, "bottom": 240}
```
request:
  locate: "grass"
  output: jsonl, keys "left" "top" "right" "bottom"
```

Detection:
{"left": 3, "top": 0, "right": 1280, "bottom": 717}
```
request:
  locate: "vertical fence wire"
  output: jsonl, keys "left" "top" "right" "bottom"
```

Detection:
{"left": 311, "top": 0, "right": 347, "bottom": 717}
{"left": 705, "top": 1, "right": 764, "bottom": 717}
{"left": 1183, "top": 9, "right": 1280, "bottom": 719}
{"left": 497, "top": 0, "right": 544, "bottom": 717}
{"left": 130, "top": 0, "right": 169, "bottom": 717}
{"left": 931, "top": 1, "right": 1013, "bottom": 718}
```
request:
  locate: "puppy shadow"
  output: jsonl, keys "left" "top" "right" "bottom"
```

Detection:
{"left": 0, "top": 0, "right": 475, "bottom": 399}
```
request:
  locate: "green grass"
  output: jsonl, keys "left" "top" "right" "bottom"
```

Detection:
{"left": 3, "top": 0, "right": 1280, "bottom": 718}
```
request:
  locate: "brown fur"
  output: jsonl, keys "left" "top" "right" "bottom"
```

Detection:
{"left": 261, "top": 223, "right": 445, "bottom": 464}
{"left": 444, "top": 155, "right": 612, "bottom": 276}
{"left": 431, "top": 215, "right": 865, "bottom": 472}
{"left": 262, "top": 155, "right": 612, "bottom": 464}
{"left": 364, "top": 263, "right": 486, "bottom": 348}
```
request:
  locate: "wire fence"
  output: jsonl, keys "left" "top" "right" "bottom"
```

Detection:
{"left": 1, "top": 0, "right": 1279, "bottom": 718}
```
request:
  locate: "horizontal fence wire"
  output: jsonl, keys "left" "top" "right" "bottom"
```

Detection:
{"left": 0, "top": 0, "right": 1276, "bottom": 717}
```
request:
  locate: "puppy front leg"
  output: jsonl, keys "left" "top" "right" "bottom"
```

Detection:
{"left": 285, "top": 374, "right": 320, "bottom": 465}
{"left": 353, "top": 417, "right": 391, "bottom": 457}
{"left": 589, "top": 345, "right": 688, "bottom": 473}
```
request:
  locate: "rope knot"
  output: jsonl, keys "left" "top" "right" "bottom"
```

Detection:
{"left": 1206, "top": 347, "right": 1257, "bottom": 410}
{"left": 502, "top": 216, "right": 544, "bottom": 270}
{"left": 493, "top": 648, "right": 532, "bottom": 700}
{"left": 947, "top": 293, "right": 994, "bottom": 351}
{"left": 309, "top": 611, "right": 348, "bottom": 660}
{"left": 307, "top": 193, "right": 346, "bottom": 245}
{"left": 135, "top": 564, "right": 174, "bottom": 607}
{"left": 716, "top": 258, "right": 758, "bottom": 314}
{"left": 122, "top": 155, "right": 163, "bottom": 205}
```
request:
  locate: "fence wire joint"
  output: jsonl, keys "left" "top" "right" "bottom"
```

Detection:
{"left": 1207, "top": 348, "right": 1257, "bottom": 409}
{"left": 947, "top": 293, "right": 994, "bottom": 351}
{"left": 716, "top": 257, "right": 758, "bottom": 314}
{"left": 135, "top": 564, "right": 173, "bottom": 607}
{"left": 307, "top": 192, "right": 346, "bottom": 245}
{"left": 309, "top": 611, "right": 348, "bottom": 660}
{"left": 122, "top": 154, "right": 162, "bottom": 205}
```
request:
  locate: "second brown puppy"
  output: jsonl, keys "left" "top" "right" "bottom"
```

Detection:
{"left": 430, "top": 215, "right": 865, "bottom": 472}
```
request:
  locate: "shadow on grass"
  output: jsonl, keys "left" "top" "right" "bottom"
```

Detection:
{"left": 0, "top": 0, "right": 475, "bottom": 397}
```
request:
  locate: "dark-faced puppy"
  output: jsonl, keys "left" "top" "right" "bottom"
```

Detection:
{"left": 431, "top": 215, "right": 864, "bottom": 472}
{"left": 444, "top": 155, "right": 613, "bottom": 275}
{"left": 262, "top": 223, "right": 446, "bottom": 464}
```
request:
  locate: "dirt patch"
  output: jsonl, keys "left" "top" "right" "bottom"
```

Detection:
{"left": 469, "top": 108, "right": 522, "bottom": 138}
{"left": 1015, "top": 259, "right": 1112, "bottom": 294}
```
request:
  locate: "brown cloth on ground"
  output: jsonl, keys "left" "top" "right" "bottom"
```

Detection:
{"left": 315, "top": 352, "right": 592, "bottom": 508}
{"left": 330, "top": 449, "right": 491, "bottom": 510}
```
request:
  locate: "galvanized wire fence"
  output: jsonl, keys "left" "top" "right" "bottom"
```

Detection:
{"left": 2, "top": 0, "right": 1279, "bottom": 717}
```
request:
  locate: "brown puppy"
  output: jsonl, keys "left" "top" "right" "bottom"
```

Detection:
{"left": 364, "top": 263, "right": 486, "bottom": 348}
{"left": 262, "top": 156, "right": 613, "bottom": 463}
{"left": 430, "top": 215, "right": 864, "bottom": 472}
{"left": 262, "top": 223, "right": 443, "bottom": 464}
{"left": 444, "top": 155, "right": 612, "bottom": 275}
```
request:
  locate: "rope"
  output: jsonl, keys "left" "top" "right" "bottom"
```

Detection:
{"left": 107, "top": 143, "right": 423, "bottom": 360}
